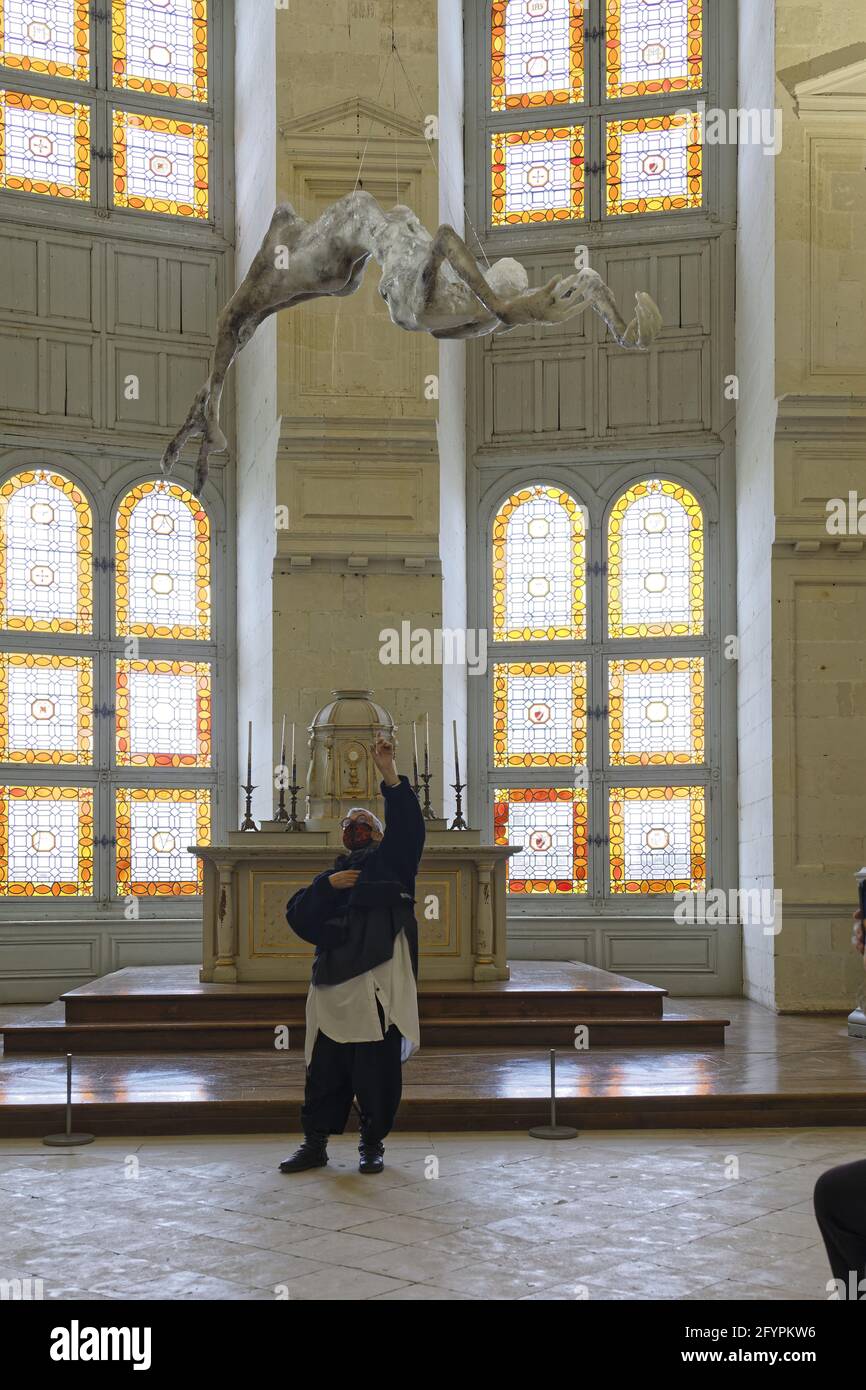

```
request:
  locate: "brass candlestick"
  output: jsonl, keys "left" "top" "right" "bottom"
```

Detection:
{"left": 449, "top": 778, "right": 469, "bottom": 831}
{"left": 274, "top": 767, "right": 290, "bottom": 824}
{"left": 240, "top": 780, "right": 258, "bottom": 832}
{"left": 420, "top": 771, "right": 437, "bottom": 821}
{"left": 283, "top": 765, "right": 305, "bottom": 832}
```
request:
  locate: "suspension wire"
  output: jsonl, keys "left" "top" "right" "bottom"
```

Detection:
{"left": 391, "top": 37, "right": 491, "bottom": 268}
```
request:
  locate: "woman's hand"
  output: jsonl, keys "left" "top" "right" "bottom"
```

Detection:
{"left": 329, "top": 869, "right": 361, "bottom": 890}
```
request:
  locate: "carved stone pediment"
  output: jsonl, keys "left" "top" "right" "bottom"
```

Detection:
{"left": 279, "top": 97, "right": 424, "bottom": 144}
{"left": 781, "top": 48, "right": 866, "bottom": 117}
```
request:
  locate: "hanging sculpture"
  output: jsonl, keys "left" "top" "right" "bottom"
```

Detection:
{"left": 161, "top": 191, "right": 663, "bottom": 495}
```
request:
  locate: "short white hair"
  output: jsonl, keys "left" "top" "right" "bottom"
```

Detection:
{"left": 345, "top": 807, "right": 383, "bottom": 833}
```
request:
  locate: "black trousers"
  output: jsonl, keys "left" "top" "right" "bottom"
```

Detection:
{"left": 814, "top": 1159, "right": 866, "bottom": 1293}
{"left": 301, "top": 1002, "right": 403, "bottom": 1143}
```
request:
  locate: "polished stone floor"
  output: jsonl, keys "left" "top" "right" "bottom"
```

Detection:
{"left": 0, "top": 1126, "right": 859, "bottom": 1300}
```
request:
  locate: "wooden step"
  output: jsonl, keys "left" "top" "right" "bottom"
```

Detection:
{"left": 1, "top": 1012, "right": 728, "bottom": 1052}
{"left": 62, "top": 992, "right": 665, "bottom": 1025}
{"left": 57, "top": 963, "right": 670, "bottom": 1028}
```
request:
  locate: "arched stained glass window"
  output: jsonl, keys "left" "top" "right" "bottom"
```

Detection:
{"left": 0, "top": 467, "right": 216, "bottom": 903}
{"left": 607, "top": 479, "right": 703, "bottom": 638}
{"left": 492, "top": 486, "right": 585, "bottom": 642}
{"left": 115, "top": 480, "right": 210, "bottom": 639}
{"left": 0, "top": 470, "right": 92, "bottom": 633}
{"left": 486, "top": 474, "right": 712, "bottom": 903}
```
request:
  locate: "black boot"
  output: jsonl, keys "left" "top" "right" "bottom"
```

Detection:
{"left": 358, "top": 1121, "right": 385, "bottom": 1175}
{"left": 279, "top": 1131, "right": 328, "bottom": 1173}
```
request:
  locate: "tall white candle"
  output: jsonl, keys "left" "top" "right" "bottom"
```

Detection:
{"left": 452, "top": 719, "right": 460, "bottom": 783}
{"left": 424, "top": 712, "right": 429, "bottom": 776}
{"left": 279, "top": 714, "right": 286, "bottom": 767}
{"left": 290, "top": 721, "right": 296, "bottom": 779}
{"left": 246, "top": 720, "right": 252, "bottom": 783}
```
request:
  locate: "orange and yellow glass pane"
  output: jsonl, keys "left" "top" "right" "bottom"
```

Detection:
{"left": 116, "top": 659, "right": 211, "bottom": 768}
{"left": 606, "top": 0, "right": 703, "bottom": 100}
{"left": 0, "top": 91, "right": 90, "bottom": 201}
{"left": 115, "top": 480, "right": 210, "bottom": 639}
{"left": 113, "top": 109, "right": 208, "bottom": 219}
{"left": 494, "top": 786, "right": 588, "bottom": 894}
{"left": 112, "top": 0, "right": 208, "bottom": 104}
{"left": 115, "top": 786, "right": 209, "bottom": 896}
{"left": 492, "top": 125, "right": 584, "bottom": 225}
{"left": 608, "top": 657, "right": 704, "bottom": 766}
{"left": 609, "top": 784, "right": 705, "bottom": 893}
{"left": 0, "top": 471, "right": 92, "bottom": 634}
{"left": 0, "top": 784, "right": 93, "bottom": 896}
{"left": 0, "top": 0, "right": 90, "bottom": 81}
{"left": 606, "top": 110, "right": 701, "bottom": 216}
{"left": 0, "top": 654, "right": 92, "bottom": 765}
{"left": 492, "top": 486, "right": 585, "bottom": 641}
{"left": 608, "top": 479, "right": 703, "bottom": 638}
{"left": 493, "top": 662, "right": 587, "bottom": 768}
{"left": 492, "top": 0, "right": 584, "bottom": 112}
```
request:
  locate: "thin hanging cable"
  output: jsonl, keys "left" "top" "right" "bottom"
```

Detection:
{"left": 332, "top": 47, "right": 397, "bottom": 387}
{"left": 391, "top": 39, "right": 491, "bottom": 269}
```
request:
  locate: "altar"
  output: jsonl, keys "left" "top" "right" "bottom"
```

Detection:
{"left": 193, "top": 690, "right": 514, "bottom": 985}
{"left": 194, "top": 831, "right": 513, "bottom": 985}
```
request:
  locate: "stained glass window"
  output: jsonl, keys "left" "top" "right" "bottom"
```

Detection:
{"left": 606, "top": 0, "right": 703, "bottom": 100}
{"left": 491, "top": 125, "right": 584, "bottom": 225}
{"left": 608, "top": 479, "right": 703, "bottom": 638}
{"left": 115, "top": 480, "right": 210, "bottom": 639}
{"left": 0, "top": 653, "right": 92, "bottom": 765}
{"left": 493, "top": 487, "right": 585, "bottom": 641}
{"left": 0, "top": 784, "right": 93, "bottom": 895}
{"left": 115, "top": 786, "right": 209, "bottom": 895}
{"left": 116, "top": 658, "right": 211, "bottom": 767}
{"left": 491, "top": 0, "right": 584, "bottom": 111}
{"left": 0, "top": 471, "right": 92, "bottom": 634}
{"left": 494, "top": 786, "right": 588, "bottom": 894}
{"left": 112, "top": 0, "right": 208, "bottom": 103}
{"left": 493, "top": 661, "right": 586, "bottom": 767}
{"left": 112, "top": 109, "right": 208, "bottom": 219}
{"left": 0, "top": 0, "right": 90, "bottom": 81}
{"left": 606, "top": 110, "right": 702, "bottom": 216}
{"left": 608, "top": 657, "right": 704, "bottom": 765}
{"left": 609, "top": 784, "right": 705, "bottom": 893}
{"left": 0, "top": 90, "right": 90, "bottom": 201}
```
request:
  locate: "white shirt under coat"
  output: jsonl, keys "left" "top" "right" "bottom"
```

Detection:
{"left": 304, "top": 926, "right": 420, "bottom": 1065}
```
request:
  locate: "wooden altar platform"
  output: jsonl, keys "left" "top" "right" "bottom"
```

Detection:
{"left": 1, "top": 996, "right": 865, "bottom": 1136}
{"left": 1, "top": 961, "right": 729, "bottom": 1052}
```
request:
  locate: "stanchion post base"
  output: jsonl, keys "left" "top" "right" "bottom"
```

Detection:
{"left": 42, "top": 1133, "right": 95, "bottom": 1147}
{"left": 529, "top": 1125, "right": 579, "bottom": 1140}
